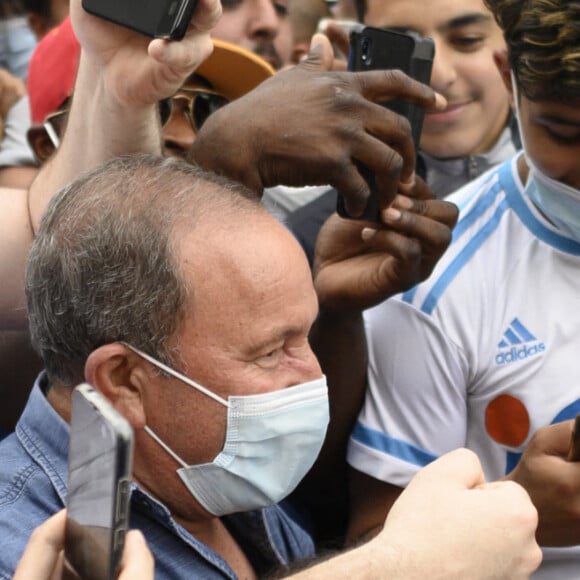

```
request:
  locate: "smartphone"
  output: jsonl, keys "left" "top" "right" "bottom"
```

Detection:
{"left": 337, "top": 26, "right": 435, "bottom": 221}
{"left": 65, "top": 384, "right": 134, "bottom": 580}
{"left": 82, "top": 0, "right": 200, "bottom": 40}
{"left": 567, "top": 413, "right": 580, "bottom": 461}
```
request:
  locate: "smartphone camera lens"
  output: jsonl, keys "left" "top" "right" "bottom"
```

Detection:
{"left": 360, "top": 36, "right": 373, "bottom": 66}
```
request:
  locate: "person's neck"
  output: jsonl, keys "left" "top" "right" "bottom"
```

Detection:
{"left": 45, "top": 382, "right": 73, "bottom": 423}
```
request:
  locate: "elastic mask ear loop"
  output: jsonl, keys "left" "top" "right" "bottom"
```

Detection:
{"left": 121, "top": 342, "right": 231, "bottom": 408}
{"left": 143, "top": 425, "right": 189, "bottom": 467}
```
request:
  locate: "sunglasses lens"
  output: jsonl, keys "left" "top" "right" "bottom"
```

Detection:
{"left": 192, "top": 93, "right": 229, "bottom": 130}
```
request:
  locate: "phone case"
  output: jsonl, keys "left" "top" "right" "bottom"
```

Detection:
{"left": 337, "top": 27, "right": 435, "bottom": 221}
{"left": 65, "top": 384, "right": 134, "bottom": 580}
{"left": 81, "top": 0, "right": 199, "bottom": 40}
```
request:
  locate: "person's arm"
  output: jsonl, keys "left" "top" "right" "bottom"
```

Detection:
{"left": 26, "top": 0, "right": 222, "bottom": 234}
{"left": 293, "top": 185, "right": 458, "bottom": 545}
{"left": 0, "top": 186, "right": 32, "bottom": 329}
{"left": 346, "top": 469, "right": 403, "bottom": 544}
{"left": 285, "top": 449, "right": 541, "bottom": 580}
{"left": 0, "top": 0, "right": 221, "bottom": 330}
{"left": 504, "top": 419, "right": 580, "bottom": 546}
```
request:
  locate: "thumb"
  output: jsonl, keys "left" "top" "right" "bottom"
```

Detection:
{"left": 299, "top": 33, "right": 334, "bottom": 72}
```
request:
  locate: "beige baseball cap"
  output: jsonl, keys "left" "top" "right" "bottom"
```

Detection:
{"left": 196, "top": 39, "right": 275, "bottom": 100}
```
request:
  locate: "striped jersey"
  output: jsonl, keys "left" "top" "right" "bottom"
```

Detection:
{"left": 347, "top": 154, "right": 580, "bottom": 578}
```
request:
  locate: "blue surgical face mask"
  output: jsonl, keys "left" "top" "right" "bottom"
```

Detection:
{"left": 510, "top": 72, "right": 580, "bottom": 242}
{"left": 124, "top": 343, "right": 329, "bottom": 516}
{"left": 524, "top": 160, "right": 580, "bottom": 243}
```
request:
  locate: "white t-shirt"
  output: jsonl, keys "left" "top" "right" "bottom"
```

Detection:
{"left": 347, "top": 154, "right": 580, "bottom": 578}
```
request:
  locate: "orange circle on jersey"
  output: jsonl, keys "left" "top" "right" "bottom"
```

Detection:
{"left": 485, "top": 395, "right": 530, "bottom": 447}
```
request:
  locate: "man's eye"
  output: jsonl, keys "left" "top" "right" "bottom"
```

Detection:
{"left": 255, "top": 348, "right": 283, "bottom": 367}
{"left": 273, "top": 1, "right": 288, "bottom": 16}
{"left": 545, "top": 126, "right": 580, "bottom": 144}
{"left": 450, "top": 36, "right": 485, "bottom": 51}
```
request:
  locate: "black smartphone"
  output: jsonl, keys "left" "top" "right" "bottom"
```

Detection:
{"left": 567, "top": 413, "right": 580, "bottom": 461}
{"left": 65, "top": 383, "right": 134, "bottom": 580}
{"left": 337, "top": 26, "right": 435, "bottom": 221}
{"left": 82, "top": 0, "right": 200, "bottom": 40}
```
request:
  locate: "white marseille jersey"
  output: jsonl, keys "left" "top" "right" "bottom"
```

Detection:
{"left": 347, "top": 154, "right": 580, "bottom": 579}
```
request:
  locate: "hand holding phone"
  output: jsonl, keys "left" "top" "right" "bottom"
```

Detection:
{"left": 337, "top": 26, "right": 435, "bottom": 221}
{"left": 82, "top": 0, "right": 200, "bottom": 40}
{"left": 65, "top": 384, "right": 134, "bottom": 580}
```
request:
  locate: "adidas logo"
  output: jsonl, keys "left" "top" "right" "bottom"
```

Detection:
{"left": 495, "top": 318, "right": 545, "bottom": 365}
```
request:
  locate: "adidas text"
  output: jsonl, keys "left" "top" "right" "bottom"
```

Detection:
{"left": 495, "top": 343, "right": 545, "bottom": 365}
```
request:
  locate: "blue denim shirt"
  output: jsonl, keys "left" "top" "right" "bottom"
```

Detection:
{"left": 0, "top": 373, "right": 316, "bottom": 578}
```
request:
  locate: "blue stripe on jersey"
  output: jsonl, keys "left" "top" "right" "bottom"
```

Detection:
{"left": 401, "top": 286, "right": 417, "bottom": 304}
{"left": 454, "top": 170, "right": 499, "bottom": 214}
{"left": 402, "top": 173, "right": 503, "bottom": 306}
{"left": 452, "top": 180, "right": 502, "bottom": 243}
{"left": 420, "top": 198, "right": 510, "bottom": 315}
{"left": 351, "top": 421, "right": 438, "bottom": 467}
{"left": 500, "top": 161, "right": 580, "bottom": 256}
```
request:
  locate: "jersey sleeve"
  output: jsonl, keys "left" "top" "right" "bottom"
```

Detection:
{"left": 347, "top": 298, "right": 470, "bottom": 487}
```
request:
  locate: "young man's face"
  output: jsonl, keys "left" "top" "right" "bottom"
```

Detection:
{"left": 516, "top": 95, "right": 580, "bottom": 190}
{"left": 364, "top": 0, "right": 510, "bottom": 159}
{"left": 211, "top": 0, "right": 292, "bottom": 70}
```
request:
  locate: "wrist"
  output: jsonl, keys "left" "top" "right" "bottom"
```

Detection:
{"left": 189, "top": 106, "right": 262, "bottom": 195}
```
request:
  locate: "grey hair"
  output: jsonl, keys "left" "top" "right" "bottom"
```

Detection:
{"left": 26, "top": 154, "right": 261, "bottom": 386}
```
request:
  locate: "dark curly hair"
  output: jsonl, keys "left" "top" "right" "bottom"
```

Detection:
{"left": 484, "top": 0, "right": 580, "bottom": 102}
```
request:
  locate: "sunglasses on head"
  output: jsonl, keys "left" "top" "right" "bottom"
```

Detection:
{"left": 158, "top": 89, "right": 229, "bottom": 132}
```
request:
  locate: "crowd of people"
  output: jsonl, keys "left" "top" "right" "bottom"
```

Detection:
{"left": 0, "top": 0, "right": 578, "bottom": 578}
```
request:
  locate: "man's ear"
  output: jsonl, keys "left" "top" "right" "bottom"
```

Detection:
{"left": 85, "top": 343, "right": 149, "bottom": 429}
{"left": 493, "top": 49, "right": 515, "bottom": 108}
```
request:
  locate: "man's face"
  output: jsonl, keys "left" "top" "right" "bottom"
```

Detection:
{"left": 135, "top": 210, "right": 322, "bottom": 515}
{"left": 516, "top": 94, "right": 580, "bottom": 190}
{"left": 364, "top": 0, "right": 510, "bottom": 159}
{"left": 162, "top": 76, "right": 229, "bottom": 158}
{"left": 211, "top": 0, "right": 292, "bottom": 70}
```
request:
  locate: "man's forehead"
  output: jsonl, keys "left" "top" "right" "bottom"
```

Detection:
{"left": 365, "top": 0, "right": 492, "bottom": 27}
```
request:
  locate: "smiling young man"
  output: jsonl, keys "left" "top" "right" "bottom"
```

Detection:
{"left": 363, "top": 0, "right": 513, "bottom": 184}
{"left": 286, "top": 0, "right": 519, "bottom": 267}
{"left": 347, "top": 1, "right": 580, "bottom": 577}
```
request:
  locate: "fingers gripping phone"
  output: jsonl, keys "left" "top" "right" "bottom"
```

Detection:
{"left": 82, "top": 0, "right": 199, "bottom": 40}
{"left": 65, "top": 384, "right": 134, "bottom": 580}
{"left": 337, "top": 26, "right": 435, "bottom": 221}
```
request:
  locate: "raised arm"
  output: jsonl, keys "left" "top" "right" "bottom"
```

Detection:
{"left": 26, "top": 0, "right": 222, "bottom": 234}
{"left": 286, "top": 449, "right": 541, "bottom": 580}
{"left": 0, "top": 0, "right": 221, "bottom": 330}
{"left": 295, "top": 183, "right": 458, "bottom": 545}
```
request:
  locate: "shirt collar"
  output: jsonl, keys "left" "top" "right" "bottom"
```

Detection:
{"left": 15, "top": 371, "right": 70, "bottom": 502}
{"left": 421, "top": 125, "right": 518, "bottom": 198}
